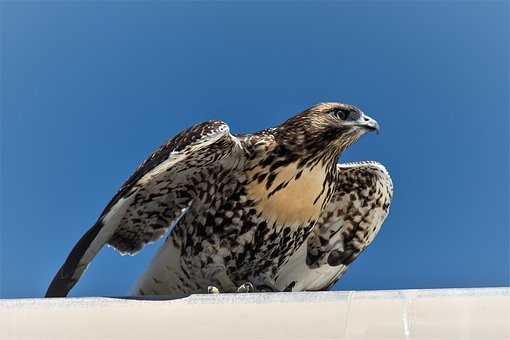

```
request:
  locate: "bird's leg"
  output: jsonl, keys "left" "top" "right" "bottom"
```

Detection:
{"left": 236, "top": 282, "right": 255, "bottom": 293}
{"left": 205, "top": 264, "right": 237, "bottom": 293}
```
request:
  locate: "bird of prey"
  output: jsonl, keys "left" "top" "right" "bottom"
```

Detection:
{"left": 45, "top": 102, "right": 393, "bottom": 297}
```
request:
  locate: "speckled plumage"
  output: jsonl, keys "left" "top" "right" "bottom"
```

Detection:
{"left": 46, "top": 102, "right": 393, "bottom": 297}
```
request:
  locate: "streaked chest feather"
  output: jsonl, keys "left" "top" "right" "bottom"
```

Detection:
{"left": 245, "top": 162, "right": 330, "bottom": 227}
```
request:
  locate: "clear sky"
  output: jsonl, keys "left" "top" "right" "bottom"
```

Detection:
{"left": 1, "top": 2, "right": 508, "bottom": 298}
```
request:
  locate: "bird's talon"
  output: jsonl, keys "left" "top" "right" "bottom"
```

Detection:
{"left": 237, "top": 282, "right": 255, "bottom": 293}
{"left": 207, "top": 286, "right": 220, "bottom": 294}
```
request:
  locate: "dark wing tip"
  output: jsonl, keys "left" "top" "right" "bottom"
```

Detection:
{"left": 45, "top": 268, "right": 77, "bottom": 297}
{"left": 45, "top": 221, "right": 104, "bottom": 298}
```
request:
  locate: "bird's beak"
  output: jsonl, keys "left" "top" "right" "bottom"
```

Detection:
{"left": 356, "top": 114, "right": 380, "bottom": 134}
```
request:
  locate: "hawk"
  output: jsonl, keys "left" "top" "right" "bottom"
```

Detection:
{"left": 45, "top": 102, "right": 393, "bottom": 297}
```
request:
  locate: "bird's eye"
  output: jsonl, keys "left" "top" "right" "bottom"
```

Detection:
{"left": 332, "top": 109, "right": 349, "bottom": 120}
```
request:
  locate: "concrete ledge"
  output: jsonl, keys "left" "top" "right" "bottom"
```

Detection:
{"left": 1, "top": 288, "right": 509, "bottom": 339}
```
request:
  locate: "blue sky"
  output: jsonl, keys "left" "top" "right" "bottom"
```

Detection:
{"left": 1, "top": 2, "right": 508, "bottom": 298}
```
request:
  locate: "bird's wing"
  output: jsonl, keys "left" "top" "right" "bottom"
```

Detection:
{"left": 276, "top": 162, "right": 393, "bottom": 291}
{"left": 45, "top": 120, "right": 244, "bottom": 297}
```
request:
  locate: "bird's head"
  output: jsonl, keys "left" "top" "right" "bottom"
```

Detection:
{"left": 276, "top": 102, "right": 379, "bottom": 157}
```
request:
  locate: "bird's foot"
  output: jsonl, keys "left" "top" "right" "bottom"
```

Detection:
{"left": 205, "top": 264, "right": 237, "bottom": 292}
{"left": 252, "top": 275, "right": 280, "bottom": 292}
{"left": 207, "top": 286, "right": 220, "bottom": 294}
{"left": 255, "top": 284, "right": 278, "bottom": 292}
{"left": 236, "top": 282, "right": 255, "bottom": 293}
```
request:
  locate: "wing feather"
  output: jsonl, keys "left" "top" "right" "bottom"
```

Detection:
{"left": 45, "top": 120, "right": 242, "bottom": 297}
{"left": 275, "top": 162, "right": 393, "bottom": 291}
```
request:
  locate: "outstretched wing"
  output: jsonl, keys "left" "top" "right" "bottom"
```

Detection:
{"left": 46, "top": 120, "right": 243, "bottom": 297}
{"left": 275, "top": 162, "right": 393, "bottom": 291}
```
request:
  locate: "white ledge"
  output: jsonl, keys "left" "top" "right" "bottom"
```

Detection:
{"left": 1, "top": 288, "right": 509, "bottom": 339}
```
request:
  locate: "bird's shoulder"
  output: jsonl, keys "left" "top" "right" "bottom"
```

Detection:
{"left": 336, "top": 161, "right": 393, "bottom": 198}
{"left": 235, "top": 128, "right": 278, "bottom": 159}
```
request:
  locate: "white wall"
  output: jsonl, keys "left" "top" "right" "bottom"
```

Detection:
{"left": 1, "top": 288, "right": 509, "bottom": 339}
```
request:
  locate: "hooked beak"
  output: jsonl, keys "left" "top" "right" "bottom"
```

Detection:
{"left": 356, "top": 113, "right": 380, "bottom": 134}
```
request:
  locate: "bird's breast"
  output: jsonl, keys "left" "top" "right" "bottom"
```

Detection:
{"left": 245, "top": 162, "right": 330, "bottom": 228}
